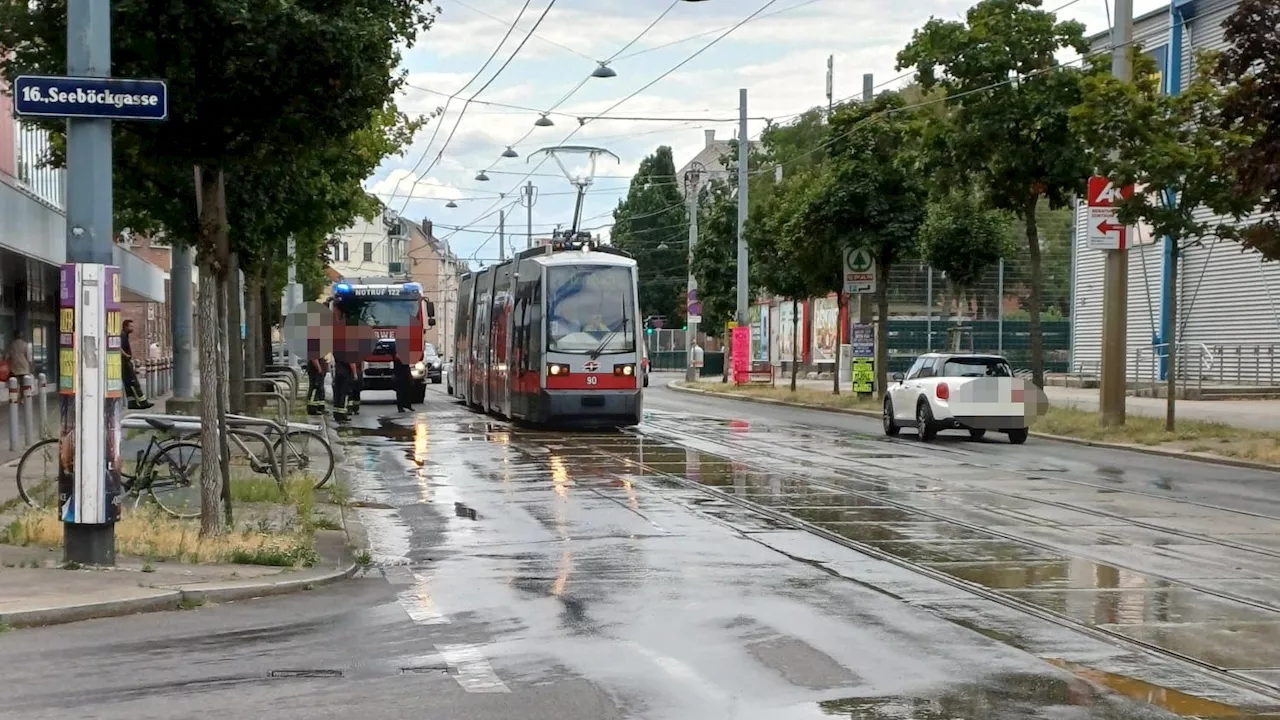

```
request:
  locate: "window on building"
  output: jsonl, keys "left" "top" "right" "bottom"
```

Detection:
{"left": 342, "top": 243, "right": 350, "bottom": 262}
{"left": 363, "top": 242, "right": 373, "bottom": 262}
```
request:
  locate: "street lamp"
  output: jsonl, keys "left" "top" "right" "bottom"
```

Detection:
{"left": 591, "top": 62, "right": 617, "bottom": 78}
{"left": 475, "top": 170, "right": 490, "bottom": 181}
{"left": 446, "top": 200, "right": 458, "bottom": 208}
{"left": 501, "top": 146, "right": 518, "bottom": 158}
{"left": 534, "top": 113, "right": 554, "bottom": 127}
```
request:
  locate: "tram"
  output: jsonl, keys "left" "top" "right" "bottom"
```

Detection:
{"left": 450, "top": 234, "right": 643, "bottom": 426}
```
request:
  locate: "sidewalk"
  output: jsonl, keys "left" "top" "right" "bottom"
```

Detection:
{"left": 762, "top": 375, "right": 1280, "bottom": 432}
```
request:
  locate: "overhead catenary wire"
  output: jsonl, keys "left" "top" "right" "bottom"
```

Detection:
{"left": 447, "top": 0, "right": 788, "bottom": 246}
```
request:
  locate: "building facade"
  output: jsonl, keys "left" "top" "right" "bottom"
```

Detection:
{"left": 1, "top": 81, "right": 167, "bottom": 379}
{"left": 403, "top": 219, "right": 460, "bottom": 361}
{"left": 1071, "top": 0, "right": 1280, "bottom": 386}
{"left": 328, "top": 206, "right": 408, "bottom": 280}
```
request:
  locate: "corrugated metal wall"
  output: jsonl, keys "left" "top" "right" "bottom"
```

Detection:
{"left": 1072, "top": 0, "right": 1280, "bottom": 383}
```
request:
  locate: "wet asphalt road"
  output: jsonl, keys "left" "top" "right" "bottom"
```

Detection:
{"left": 2, "top": 382, "right": 1280, "bottom": 719}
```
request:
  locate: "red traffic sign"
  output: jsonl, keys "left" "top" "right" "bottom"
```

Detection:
{"left": 1087, "top": 176, "right": 1134, "bottom": 207}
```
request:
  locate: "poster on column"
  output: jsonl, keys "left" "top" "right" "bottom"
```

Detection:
{"left": 731, "top": 326, "right": 751, "bottom": 384}
{"left": 811, "top": 296, "right": 839, "bottom": 363}
{"left": 57, "top": 264, "right": 76, "bottom": 518}
{"left": 104, "top": 266, "right": 123, "bottom": 522}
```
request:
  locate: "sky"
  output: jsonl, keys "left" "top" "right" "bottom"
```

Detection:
{"left": 367, "top": 0, "right": 1174, "bottom": 268}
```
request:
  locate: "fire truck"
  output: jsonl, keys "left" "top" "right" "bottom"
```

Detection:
{"left": 329, "top": 277, "right": 436, "bottom": 404}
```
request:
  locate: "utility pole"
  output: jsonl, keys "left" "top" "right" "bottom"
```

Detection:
{"left": 499, "top": 209, "right": 506, "bottom": 261}
{"left": 826, "top": 55, "right": 834, "bottom": 118}
{"left": 1099, "top": 0, "right": 1133, "bottom": 427}
{"left": 520, "top": 181, "right": 538, "bottom": 249}
{"left": 171, "top": 245, "right": 194, "bottom": 399}
{"left": 61, "top": 0, "right": 115, "bottom": 565}
{"left": 858, "top": 74, "right": 875, "bottom": 331}
{"left": 736, "top": 88, "right": 749, "bottom": 325}
{"left": 685, "top": 162, "right": 704, "bottom": 383}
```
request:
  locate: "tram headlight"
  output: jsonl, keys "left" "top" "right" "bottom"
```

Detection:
{"left": 547, "top": 363, "right": 571, "bottom": 376}
{"left": 614, "top": 364, "right": 635, "bottom": 377}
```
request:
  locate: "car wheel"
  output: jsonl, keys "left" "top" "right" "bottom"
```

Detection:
{"left": 1006, "top": 428, "right": 1029, "bottom": 445}
{"left": 968, "top": 428, "right": 987, "bottom": 440}
{"left": 916, "top": 400, "right": 937, "bottom": 442}
{"left": 883, "top": 397, "right": 900, "bottom": 436}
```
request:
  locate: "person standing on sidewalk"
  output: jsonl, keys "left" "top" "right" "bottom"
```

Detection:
{"left": 121, "top": 320, "right": 153, "bottom": 410}
{"left": 6, "top": 331, "right": 32, "bottom": 403}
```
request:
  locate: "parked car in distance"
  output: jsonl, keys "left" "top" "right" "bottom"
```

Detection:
{"left": 424, "top": 343, "right": 443, "bottom": 384}
{"left": 882, "top": 353, "right": 1029, "bottom": 444}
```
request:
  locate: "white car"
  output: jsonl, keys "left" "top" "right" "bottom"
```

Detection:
{"left": 883, "top": 353, "right": 1029, "bottom": 444}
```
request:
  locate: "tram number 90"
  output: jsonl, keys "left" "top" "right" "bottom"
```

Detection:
{"left": 585, "top": 375, "right": 598, "bottom": 386}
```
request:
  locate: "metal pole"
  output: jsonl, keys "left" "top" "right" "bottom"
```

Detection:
{"left": 997, "top": 258, "right": 1005, "bottom": 355}
{"left": 499, "top": 210, "right": 506, "bottom": 260}
{"left": 7, "top": 379, "right": 19, "bottom": 452}
{"left": 37, "top": 372, "right": 48, "bottom": 438}
{"left": 826, "top": 55, "right": 833, "bottom": 117}
{"left": 522, "top": 181, "right": 536, "bottom": 250}
{"left": 64, "top": 0, "right": 114, "bottom": 564}
{"left": 926, "top": 266, "right": 934, "bottom": 352}
{"left": 686, "top": 164, "right": 702, "bottom": 383}
{"left": 736, "top": 88, "right": 749, "bottom": 325}
{"left": 1099, "top": 0, "right": 1133, "bottom": 426}
{"left": 21, "top": 376, "right": 34, "bottom": 447}
{"left": 862, "top": 73, "right": 873, "bottom": 101}
{"left": 171, "top": 244, "right": 194, "bottom": 398}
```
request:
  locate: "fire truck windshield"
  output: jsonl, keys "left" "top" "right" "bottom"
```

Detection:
{"left": 336, "top": 297, "right": 420, "bottom": 327}
{"left": 546, "top": 265, "right": 636, "bottom": 354}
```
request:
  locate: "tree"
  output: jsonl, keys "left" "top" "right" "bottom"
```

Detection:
{"left": 918, "top": 191, "right": 1012, "bottom": 342}
{"left": 1071, "top": 49, "right": 1260, "bottom": 429}
{"left": 745, "top": 169, "right": 827, "bottom": 391}
{"left": 896, "top": 0, "right": 1098, "bottom": 389}
{"left": 611, "top": 147, "right": 689, "bottom": 325}
{"left": 805, "top": 92, "right": 928, "bottom": 397}
{"left": 1215, "top": 0, "right": 1280, "bottom": 259}
{"left": 0, "top": 0, "right": 434, "bottom": 536}
{"left": 690, "top": 179, "right": 744, "bottom": 337}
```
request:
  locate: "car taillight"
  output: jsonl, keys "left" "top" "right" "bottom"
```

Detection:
{"left": 936, "top": 382, "right": 950, "bottom": 400}
{"left": 614, "top": 364, "right": 635, "bottom": 377}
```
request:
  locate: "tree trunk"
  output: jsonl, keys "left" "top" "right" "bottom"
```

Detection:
{"left": 217, "top": 271, "right": 233, "bottom": 526}
{"left": 195, "top": 258, "right": 225, "bottom": 537}
{"left": 875, "top": 256, "right": 890, "bottom": 400}
{"left": 832, "top": 292, "right": 843, "bottom": 395}
{"left": 227, "top": 252, "right": 245, "bottom": 415}
{"left": 789, "top": 299, "right": 799, "bottom": 392}
{"left": 1024, "top": 194, "right": 1045, "bottom": 388}
{"left": 1165, "top": 243, "right": 1179, "bottom": 431}
{"left": 243, "top": 272, "right": 263, "bottom": 410}
{"left": 195, "top": 166, "right": 226, "bottom": 538}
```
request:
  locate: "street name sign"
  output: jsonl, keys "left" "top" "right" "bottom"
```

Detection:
{"left": 1086, "top": 176, "right": 1134, "bottom": 251}
{"left": 843, "top": 246, "right": 875, "bottom": 294}
{"left": 14, "top": 75, "right": 168, "bottom": 121}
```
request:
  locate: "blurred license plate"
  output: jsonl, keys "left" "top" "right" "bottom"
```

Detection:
{"left": 367, "top": 362, "right": 392, "bottom": 369}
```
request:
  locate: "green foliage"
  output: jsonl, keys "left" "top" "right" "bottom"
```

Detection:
{"left": 610, "top": 147, "right": 689, "bottom": 323}
{"left": 689, "top": 179, "right": 745, "bottom": 337}
{"left": 896, "top": 0, "right": 1096, "bottom": 386}
{"left": 1070, "top": 49, "right": 1260, "bottom": 247}
{"left": 919, "top": 191, "right": 1011, "bottom": 290}
{"left": 1214, "top": 0, "right": 1280, "bottom": 259}
{"left": 744, "top": 168, "right": 827, "bottom": 303}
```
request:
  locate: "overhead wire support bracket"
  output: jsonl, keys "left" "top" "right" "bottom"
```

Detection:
{"left": 528, "top": 145, "right": 619, "bottom": 235}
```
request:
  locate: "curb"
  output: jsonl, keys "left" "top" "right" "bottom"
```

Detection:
{"left": 0, "top": 563, "right": 360, "bottom": 630}
{"left": 665, "top": 381, "right": 1280, "bottom": 474}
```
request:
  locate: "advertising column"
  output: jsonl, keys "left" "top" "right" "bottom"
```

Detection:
{"left": 58, "top": 264, "right": 123, "bottom": 563}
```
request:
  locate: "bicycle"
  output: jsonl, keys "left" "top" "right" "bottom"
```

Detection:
{"left": 16, "top": 419, "right": 204, "bottom": 519}
{"left": 178, "top": 424, "right": 334, "bottom": 490}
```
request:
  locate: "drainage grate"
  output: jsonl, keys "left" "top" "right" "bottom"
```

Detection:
{"left": 269, "top": 669, "right": 344, "bottom": 678}
{"left": 400, "top": 665, "right": 449, "bottom": 675}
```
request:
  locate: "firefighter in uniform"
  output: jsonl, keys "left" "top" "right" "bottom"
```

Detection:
{"left": 305, "top": 349, "right": 327, "bottom": 415}
{"left": 332, "top": 356, "right": 354, "bottom": 422}
{"left": 349, "top": 361, "right": 362, "bottom": 416}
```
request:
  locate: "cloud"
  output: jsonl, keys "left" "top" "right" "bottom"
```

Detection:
{"left": 369, "top": 169, "right": 465, "bottom": 201}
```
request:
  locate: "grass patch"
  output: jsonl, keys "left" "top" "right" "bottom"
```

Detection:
{"left": 683, "top": 381, "right": 879, "bottom": 412}
{"left": 679, "top": 381, "right": 1280, "bottom": 465}
{"left": 5, "top": 506, "right": 319, "bottom": 567}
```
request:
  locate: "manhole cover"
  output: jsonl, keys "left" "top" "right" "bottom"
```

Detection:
{"left": 269, "top": 669, "right": 344, "bottom": 678}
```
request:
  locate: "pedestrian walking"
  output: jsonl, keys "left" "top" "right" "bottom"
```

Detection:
{"left": 6, "top": 330, "right": 32, "bottom": 403}
{"left": 121, "top": 320, "right": 153, "bottom": 409}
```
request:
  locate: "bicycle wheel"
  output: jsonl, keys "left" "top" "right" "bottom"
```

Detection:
{"left": 16, "top": 437, "right": 60, "bottom": 509}
{"left": 145, "top": 440, "right": 204, "bottom": 519}
{"left": 273, "top": 429, "right": 335, "bottom": 489}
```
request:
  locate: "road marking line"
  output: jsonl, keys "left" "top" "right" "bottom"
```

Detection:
{"left": 397, "top": 573, "right": 451, "bottom": 625}
{"left": 436, "top": 643, "right": 511, "bottom": 693}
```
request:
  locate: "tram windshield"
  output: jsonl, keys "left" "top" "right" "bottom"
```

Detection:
{"left": 546, "top": 265, "right": 637, "bottom": 354}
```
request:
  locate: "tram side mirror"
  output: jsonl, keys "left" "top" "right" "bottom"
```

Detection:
{"left": 891, "top": 372, "right": 904, "bottom": 383}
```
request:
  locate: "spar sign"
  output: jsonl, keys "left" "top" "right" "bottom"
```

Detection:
{"left": 1086, "top": 176, "right": 1135, "bottom": 251}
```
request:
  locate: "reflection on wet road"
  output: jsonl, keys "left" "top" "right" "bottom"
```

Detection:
{"left": 4, "top": 384, "right": 1280, "bottom": 720}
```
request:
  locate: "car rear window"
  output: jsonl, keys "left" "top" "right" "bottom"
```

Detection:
{"left": 942, "top": 357, "right": 1012, "bottom": 378}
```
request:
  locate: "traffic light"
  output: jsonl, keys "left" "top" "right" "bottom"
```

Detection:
{"left": 645, "top": 327, "right": 654, "bottom": 336}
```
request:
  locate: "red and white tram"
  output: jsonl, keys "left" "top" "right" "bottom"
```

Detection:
{"left": 450, "top": 235, "right": 643, "bottom": 426}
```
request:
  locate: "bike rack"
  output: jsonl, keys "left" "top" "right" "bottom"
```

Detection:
{"left": 266, "top": 365, "right": 304, "bottom": 395}
{"left": 263, "top": 371, "right": 298, "bottom": 399}
{"left": 244, "top": 380, "right": 290, "bottom": 422}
